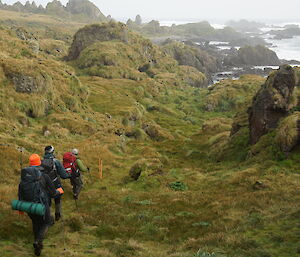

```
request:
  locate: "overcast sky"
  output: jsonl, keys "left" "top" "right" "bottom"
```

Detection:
{"left": 3, "top": 0, "right": 300, "bottom": 22}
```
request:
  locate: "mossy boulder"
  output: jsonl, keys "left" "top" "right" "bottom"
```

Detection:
{"left": 249, "top": 65, "right": 296, "bottom": 144}
{"left": 142, "top": 122, "right": 173, "bottom": 141}
{"left": 66, "top": 22, "right": 131, "bottom": 61}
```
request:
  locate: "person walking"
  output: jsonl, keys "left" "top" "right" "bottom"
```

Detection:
{"left": 63, "top": 148, "right": 89, "bottom": 200}
{"left": 18, "top": 154, "right": 64, "bottom": 256}
{"left": 42, "top": 145, "right": 71, "bottom": 221}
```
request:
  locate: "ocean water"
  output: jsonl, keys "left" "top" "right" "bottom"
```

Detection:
{"left": 266, "top": 36, "right": 300, "bottom": 61}
{"left": 159, "top": 19, "right": 300, "bottom": 62}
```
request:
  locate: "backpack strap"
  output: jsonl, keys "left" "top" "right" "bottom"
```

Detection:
{"left": 52, "top": 159, "right": 58, "bottom": 181}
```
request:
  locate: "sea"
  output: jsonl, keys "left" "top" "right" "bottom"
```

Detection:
{"left": 157, "top": 19, "right": 300, "bottom": 62}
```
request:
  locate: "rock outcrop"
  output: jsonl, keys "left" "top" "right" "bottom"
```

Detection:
{"left": 224, "top": 45, "right": 281, "bottom": 66}
{"left": 162, "top": 40, "right": 218, "bottom": 82}
{"left": 45, "top": 0, "right": 68, "bottom": 17}
{"left": 66, "top": 0, "right": 107, "bottom": 22}
{"left": 66, "top": 22, "right": 129, "bottom": 61}
{"left": 0, "top": 0, "right": 107, "bottom": 23}
{"left": 14, "top": 27, "right": 39, "bottom": 54}
{"left": 11, "top": 73, "right": 50, "bottom": 94}
{"left": 269, "top": 27, "right": 300, "bottom": 40}
{"left": 248, "top": 65, "right": 296, "bottom": 144}
{"left": 226, "top": 19, "right": 265, "bottom": 33}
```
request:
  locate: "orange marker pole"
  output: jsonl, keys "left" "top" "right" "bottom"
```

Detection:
{"left": 99, "top": 158, "right": 103, "bottom": 179}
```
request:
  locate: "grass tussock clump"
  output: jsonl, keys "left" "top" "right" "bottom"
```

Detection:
{"left": 142, "top": 122, "right": 174, "bottom": 141}
{"left": 275, "top": 112, "right": 300, "bottom": 153}
{"left": 67, "top": 213, "right": 85, "bottom": 232}
{"left": 202, "top": 118, "right": 232, "bottom": 134}
{"left": 205, "top": 75, "right": 264, "bottom": 112}
{"left": 39, "top": 39, "right": 68, "bottom": 57}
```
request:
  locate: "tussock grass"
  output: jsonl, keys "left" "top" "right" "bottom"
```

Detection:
{"left": 205, "top": 75, "right": 264, "bottom": 112}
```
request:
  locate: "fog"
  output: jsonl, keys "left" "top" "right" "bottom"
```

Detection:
{"left": 3, "top": 0, "right": 300, "bottom": 21}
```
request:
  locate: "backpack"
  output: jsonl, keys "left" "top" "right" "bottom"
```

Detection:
{"left": 41, "top": 158, "right": 58, "bottom": 183}
{"left": 19, "top": 167, "right": 47, "bottom": 204}
{"left": 63, "top": 152, "right": 78, "bottom": 175}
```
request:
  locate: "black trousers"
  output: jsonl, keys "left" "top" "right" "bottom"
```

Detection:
{"left": 28, "top": 205, "right": 53, "bottom": 244}
{"left": 70, "top": 176, "right": 83, "bottom": 197}
{"left": 54, "top": 195, "right": 61, "bottom": 215}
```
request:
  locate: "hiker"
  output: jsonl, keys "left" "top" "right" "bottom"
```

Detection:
{"left": 42, "top": 145, "right": 71, "bottom": 221}
{"left": 18, "top": 154, "right": 64, "bottom": 256}
{"left": 63, "top": 148, "right": 89, "bottom": 200}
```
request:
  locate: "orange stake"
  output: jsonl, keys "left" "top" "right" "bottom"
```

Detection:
{"left": 99, "top": 158, "right": 103, "bottom": 179}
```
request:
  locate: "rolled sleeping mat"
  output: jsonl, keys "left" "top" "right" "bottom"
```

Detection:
{"left": 11, "top": 200, "right": 45, "bottom": 216}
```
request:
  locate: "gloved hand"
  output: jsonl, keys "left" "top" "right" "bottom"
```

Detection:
{"left": 57, "top": 188, "right": 64, "bottom": 194}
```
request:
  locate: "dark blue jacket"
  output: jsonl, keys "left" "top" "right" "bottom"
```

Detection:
{"left": 43, "top": 153, "right": 71, "bottom": 188}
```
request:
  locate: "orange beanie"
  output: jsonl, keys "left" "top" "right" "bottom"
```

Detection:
{"left": 29, "top": 154, "right": 41, "bottom": 166}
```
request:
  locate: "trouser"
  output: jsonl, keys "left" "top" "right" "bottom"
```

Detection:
{"left": 54, "top": 196, "right": 61, "bottom": 215}
{"left": 28, "top": 205, "right": 53, "bottom": 244}
{"left": 70, "top": 175, "right": 83, "bottom": 197}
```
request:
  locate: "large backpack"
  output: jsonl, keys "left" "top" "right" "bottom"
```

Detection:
{"left": 19, "top": 167, "right": 46, "bottom": 204}
{"left": 63, "top": 152, "right": 78, "bottom": 175}
{"left": 41, "top": 158, "right": 58, "bottom": 183}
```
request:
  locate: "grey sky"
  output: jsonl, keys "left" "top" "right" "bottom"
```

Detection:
{"left": 3, "top": 0, "right": 300, "bottom": 21}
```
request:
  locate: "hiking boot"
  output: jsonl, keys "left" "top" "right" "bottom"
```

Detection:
{"left": 73, "top": 194, "right": 78, "bottom": 200}
{"left": 55, "top": 212, "right": 61, "bottom": 221}
{"left": 33, "top": 241, "right": 43, "bottom": 256}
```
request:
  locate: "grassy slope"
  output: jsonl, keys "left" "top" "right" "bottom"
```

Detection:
{"left": 0, "top": 9, "right": 85, "bottom": 41}
{"left": 0, "top": 16, "right": 300, "bottom": 257}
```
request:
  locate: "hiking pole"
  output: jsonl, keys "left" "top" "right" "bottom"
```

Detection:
{"left": 17, "top": 146, "right": 24, "bottom": 169}
{"left": 20, "top": 148, "right": 23, "bottom": 169}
